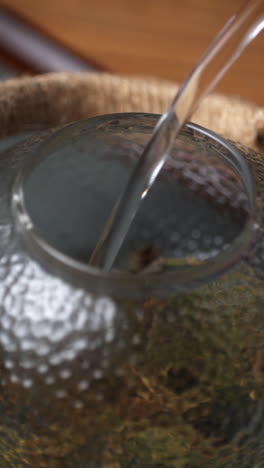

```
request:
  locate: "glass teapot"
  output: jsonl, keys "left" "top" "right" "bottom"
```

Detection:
{"left": 0, "top": 112, "right": 264, "bottom": 468}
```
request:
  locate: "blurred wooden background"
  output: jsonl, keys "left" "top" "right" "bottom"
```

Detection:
{"left": 2, "top": 0, "right": 264, "bottom": 105}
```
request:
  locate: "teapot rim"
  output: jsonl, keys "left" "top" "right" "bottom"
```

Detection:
{"left": 11, "top": 113, "right": 258, "bottom": 298}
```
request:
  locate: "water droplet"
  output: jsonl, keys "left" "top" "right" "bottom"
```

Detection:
{"left": 74, "top": 310, "right": 88, "bottom": 330}
{"left": 31, "top": 320, "right": 52, "bottom": 338}
{"left": 37, "top": 364, "right": 48, "bottom": 374}
{"left": 5, "top": 342, "right": 17, "bottom": 352}
{"left": 36, "top": 342, "right": 50, "bottom": 356}
{"left": 4, "top": 359, "right": 14, "bottom": 369}
{"left": 0, "top": 331, "right": 10, "bottom": 347}
{"left": 13, "top": 319, "right": 29, "bottom": 338}
{"left": 21, "top": 360, "right": 35, "bottom": 369}
{"left": 49, "top": 353, "right": 63, "bottom": 366}
{"left": 1, "top": 315, "right": 12, "bottom": 330}
{"left": 22, "top": 379, "right": 33, "bottom": 389}
{"left": 105, "top": 327, "right": 115, "bottom": 343}
{"left": 81, "top": 360, "right": 90, "bottom": 369}
{"left": 74, "top": 400, "right": 84, "bottom": 409}
{"left": 49, "top": 322, "right": 70, "bottom": 343}
{"left": 102, "top": 358, "right": 109, "bottom": 369}
{"left": 114, "top": 367, "right": 124, "bottom": 377}
{"left": 63, "top": 349, "right": 76, "bottom": 361}
{"left": 20, "top": 339, "right": 35, "bottom": 351}
{"left": 10, "top": 374, "right": 19, "bottom": 383}
{"left": 60, "top": 369, "right": 72, "bottom": 379}
{"left": 45, "top": 376, "right": 55, "bottom": 385}
{"left": 55, "top": 389, "right": 67, "bottom": 399}
{"left": 93, "top": 369, "right": 103, "bottom": 380}
{"left": 132, "top": 334, "right": 141, "bottom": 345}
{"left": 78, "top": 380, "right": 90, "bottom": 391}
{"left": 74, "top": 338, "right": 87, "bottom": 351}
{"left": 94, "top": 298, "right": 115, "bottom": 331}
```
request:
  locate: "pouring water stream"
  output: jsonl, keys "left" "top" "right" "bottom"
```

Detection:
{"left": 90, "top": 0, "right": 264, "bottom": 271}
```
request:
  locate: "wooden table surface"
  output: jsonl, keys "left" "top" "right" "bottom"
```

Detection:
{"left": 2, "top": 0, "right": 264, "bottom": 105}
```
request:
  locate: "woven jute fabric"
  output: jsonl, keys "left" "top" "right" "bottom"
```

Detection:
{"left": 0, "top": 72, "right": 263, "bottom": 154}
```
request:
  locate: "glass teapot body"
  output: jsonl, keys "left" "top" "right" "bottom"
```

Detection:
{"left": 0, "top": 113, "right": 263, "bottom": 468}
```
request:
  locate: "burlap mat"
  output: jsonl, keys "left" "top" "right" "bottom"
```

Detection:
{"left": 0, "top": 72, "right": 263, "bottom": 153}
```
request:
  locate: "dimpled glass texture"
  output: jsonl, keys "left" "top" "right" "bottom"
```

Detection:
{"left": 0, "top": 113, "right": 264, "bottom": 468}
